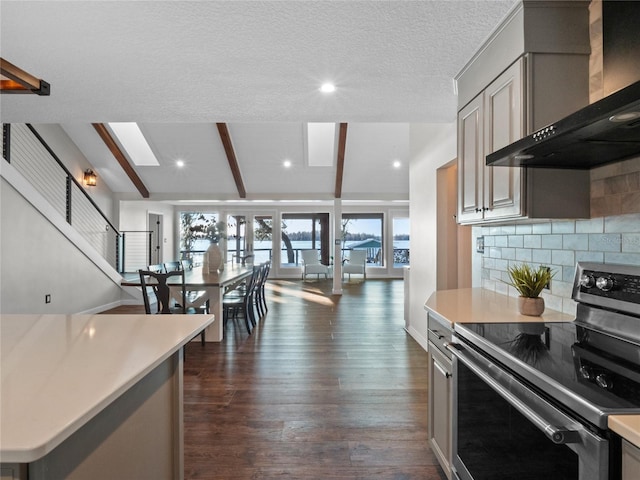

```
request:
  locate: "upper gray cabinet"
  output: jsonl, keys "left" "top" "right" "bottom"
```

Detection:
{"left": 456, "top": 1, "right": 592, "bottom": 225}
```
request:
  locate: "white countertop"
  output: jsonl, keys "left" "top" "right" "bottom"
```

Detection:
{"left": 424, "top": 288, "right": 575, "bottom": 325}
{"left": 0, "top": 313, "right": 214, "bottom": 463}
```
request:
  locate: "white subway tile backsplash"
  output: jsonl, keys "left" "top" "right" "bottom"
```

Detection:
{"left": 542, "top": 292, "right": 563, "bottom": 312}
{"left": 515, "top": 249, "right": 532, "bottom": 262}
{"left": 563, "top": 234, "right": 589, "bottom": 250}
{"left": 551, "top": 221, "right": 576, "bottom": 234}
{"left": 495, "top": 235, "right": 508, "bottom": 247}
{"left": 532, "top": 222, "right": 552, "bottom": 234}
{"left": 542, "top": 235, "right": 563, "bottom": 249}
{"left": 552, "top": 280, "right": 574, "bottom": 299}
{"left": 604, "top": 252, "right": 640, "bottom": 266}
{"left": 516, "top": 224, "right": 532, "bottom": 235}
{"left": 477, "top": 213, "right": 638, "bottom": 312}
{"left": 576, "top": 251, "right": 604, "bottom": 263}
{"left": 501, "top": 248, "right": 516, "bottom": 260}
{"left": 605, "top": 213, "right": 640, "bottom": 232}
{"left": 562, "top": 266, "right": 575, "bottom": 283}
{"left": 532, "top": 249, "right": 552, "bottom": 264}
{"left": 589, "top": 233, "right": 622, "bottom": 252}
{"left": 508, "top": 235, "right": 524, "bottom": 248}
{"left": 622, "top": 234, "right": 640, "bottom": 252}
{"left": 552, "top": 250, "right": 575, "bottom": 266}
{"left": 524, "top": 235, "right": 542, "bottom": 248}
{"left": 576, "top": 217, "right": 604, "bottom": 233}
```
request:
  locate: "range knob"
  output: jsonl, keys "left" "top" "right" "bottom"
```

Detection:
{"left": 596, "top": 276, "right": 615, "bottom": 292}
{"left": 578, "top": 365, "right": 593, "bottom": 380}
{"left": 579, "top": 274, "right": 595, "bottom": 288}
{"left": 595, "top": 373, "right": 613, "bottom": 390}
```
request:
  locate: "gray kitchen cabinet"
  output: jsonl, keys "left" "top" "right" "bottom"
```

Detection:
{"left": 458, "top": 60, "right": 524, "bottom": 224}
{"left": 456, "top": 1, "right": 592, "bottom": 225}
{"left": 428, "top": 345, "right": 453, "bottom": 479}
{"left": 622, "top": 440, "right": 640, "bottom": 480}
{"left": 427, "top": 311, "right": 454, "bottom": 479}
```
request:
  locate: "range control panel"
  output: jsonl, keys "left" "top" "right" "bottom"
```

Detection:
{"left": 573, "top": 263, "right": 640, "bottom": 316}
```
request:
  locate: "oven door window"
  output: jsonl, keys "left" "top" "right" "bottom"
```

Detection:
{"left": 457, "top": 362, "right": 579, "bottom": 479}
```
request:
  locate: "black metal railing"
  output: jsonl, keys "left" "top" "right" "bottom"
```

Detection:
{"left": 3, "top": 123, "right": 122, "bottom": 271}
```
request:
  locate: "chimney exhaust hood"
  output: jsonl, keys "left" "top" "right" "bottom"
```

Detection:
{"left": 486, "top": 80, "right": 640, "bottom": 169}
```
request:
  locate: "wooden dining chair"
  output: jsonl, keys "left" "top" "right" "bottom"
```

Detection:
{"left": 138, "top": 269, "right": 206, "bottom": 345}
{"left": 222, "top": 265, "right": 260, "bottom": 335}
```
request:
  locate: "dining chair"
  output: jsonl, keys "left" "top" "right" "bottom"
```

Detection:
{"left": 222, "top": 265, "right": 260, "bottom": 335}
{"left": 254, "top": 262, "right": 270, "bottom": 317}
{"left": 301, "top": 249, "right": 329, "bottom": 280}
{"left": 147, "top": 263, "right": 166, "bottom": 273}
{"left": 163, "top": 261, "right": 182, "bottom": 272}
{"left": 138, "top": 269, "right": 206, "bottom": 345}
{"left": 342, "top": 249, "right": 367, "bottom": 281}
{"left": 164, "top": 260, "right": 210, "bottom": 314}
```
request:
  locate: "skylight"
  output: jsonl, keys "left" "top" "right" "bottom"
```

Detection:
{"left": 306, "top": 123, "right": 336, "bottom": 167}
{"left": 108, "top": 123, "right": 159, "bottom": 166}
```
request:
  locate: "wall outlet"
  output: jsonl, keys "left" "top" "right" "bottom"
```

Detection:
{"left": 543, "top": 266, "right": 551, "bottom": 290}
{"left": 45, "top": 294, "right": 51, "bottom": 304}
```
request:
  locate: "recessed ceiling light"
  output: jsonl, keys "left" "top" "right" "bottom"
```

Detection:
{"left": 283, "top": 159, "right": 292, "bottom": 168}
{"left": 320, "top": 83, "right": 336, "bottom": 93}
{"left": 393, "top": 160, "right": 401, "bottom": 169}
{"left": 176, "top": 159, "right": 185, "bottom": 167}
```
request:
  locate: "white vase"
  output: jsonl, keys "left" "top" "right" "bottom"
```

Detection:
{"left": 205, "top": 243, "right": 224, "bottom": 272}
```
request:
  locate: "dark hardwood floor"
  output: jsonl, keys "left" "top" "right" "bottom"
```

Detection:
{"left": 106, "top": 279, "right": 445, "bottom": 480}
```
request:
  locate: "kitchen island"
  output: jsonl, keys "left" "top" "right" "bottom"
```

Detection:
{"left": 0, "top": 313, "right": 214, "bottom": 480}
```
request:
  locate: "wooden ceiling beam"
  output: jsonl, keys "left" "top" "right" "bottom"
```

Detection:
{"left": 216, "top": 123, "right": 247, "bottom": 199}
{"left": 0, "top": 57, "right": 50, "bottom": 95}
{"left": 92, "top": 123, "right": 150, "bottom": 198}
{"left": 334, "top": 123, "right": 348, "bottom": 198}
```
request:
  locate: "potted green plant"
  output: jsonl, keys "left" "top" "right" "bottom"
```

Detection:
{"left": 504, "top": 263, "right": 554, "bottom": 316}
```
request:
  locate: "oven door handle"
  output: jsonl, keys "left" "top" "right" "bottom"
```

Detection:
{"left": 446, "top": 342, "right": 582, "bottom": 445}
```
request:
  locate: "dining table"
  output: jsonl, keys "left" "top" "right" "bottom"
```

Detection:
{"left": 121, "top": 263, "right": 253, "bottom": 341}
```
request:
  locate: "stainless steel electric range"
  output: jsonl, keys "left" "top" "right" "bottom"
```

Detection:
{"left": 447, "top": 262, "right": 640, "bottom": 480}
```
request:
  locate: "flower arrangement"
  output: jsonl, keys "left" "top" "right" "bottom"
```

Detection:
{"left": 505, "top": 263, "right": 554, "bottom": 298}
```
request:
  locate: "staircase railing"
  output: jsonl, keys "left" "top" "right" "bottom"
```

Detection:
{"left": 3, "top": 123, "right": 122, "bottom": 271}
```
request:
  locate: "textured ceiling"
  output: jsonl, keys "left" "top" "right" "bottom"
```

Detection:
{"left": 1, "top": 0, "right": 518, "bottom": 200}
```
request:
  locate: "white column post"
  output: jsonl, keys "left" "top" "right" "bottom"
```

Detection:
{"left": 332, "top": 198, "right": 343, "bottom": 295}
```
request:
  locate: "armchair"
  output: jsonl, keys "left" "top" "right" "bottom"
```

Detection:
{"left": 342, "top": 249, "right": 366, "bottom": 281}
{"left": 301, "top": 249, "right": 329, "bottom": 280}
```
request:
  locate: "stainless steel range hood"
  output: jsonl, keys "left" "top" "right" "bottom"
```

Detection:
{"left": 486, "top": 80, "right": 640, "bottom": 169}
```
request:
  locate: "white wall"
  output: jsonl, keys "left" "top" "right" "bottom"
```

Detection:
{"left": 408, "top": 123, "right": 457, "bottom": 350}
{"left": 31, "top": 124, "right": 115, "bottom": 222}
{"left": 118, "top": 200, "right": 176, "bottom": 264}
{"left": 0, "top": 177, "right": 123, "bottom": 314}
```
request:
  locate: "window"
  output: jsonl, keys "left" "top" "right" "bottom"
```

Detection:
{"left": 281, "top": 213, "right": 329, "bottom": 267}
{"left": 341, "top": 214, "right": 384, "bottom": 266}
{"left": 179, "top": 212, "right": 218, "bottom": 264}
{"left": 253, "top": 215, "right": 273, "bottom": 264}
{"left": 226, "top": 214, "right": 246, "bottom": 262}
{"left": 393, "top": 216, "right": 410, "bottom": 266}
